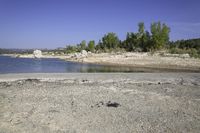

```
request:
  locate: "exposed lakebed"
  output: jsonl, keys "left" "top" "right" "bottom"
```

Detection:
{"left": 0, "top": 73, "right": 200, "bottom": 132}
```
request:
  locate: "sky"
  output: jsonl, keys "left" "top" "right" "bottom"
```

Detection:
{"left": 0, "top": 0, "right": 200, "bottom": 49}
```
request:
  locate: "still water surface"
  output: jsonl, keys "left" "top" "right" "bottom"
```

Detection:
{"left": 0, "top": 55, "right": 144, "bottom": 73}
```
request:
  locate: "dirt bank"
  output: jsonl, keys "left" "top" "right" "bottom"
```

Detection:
{"left": 0, "top": 73, "right": 200, "bottom": 132}
{"left": 68, "top": 52, "right": 200, "bottom": 72}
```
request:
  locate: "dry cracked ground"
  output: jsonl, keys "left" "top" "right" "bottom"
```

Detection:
{"left": 0, "top": 73, "right": 200, "bottom": 133}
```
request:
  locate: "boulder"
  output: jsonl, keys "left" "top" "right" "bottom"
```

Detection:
{"left": 88, "top": 51, "right": 92, "bottom": 54}
{"left": 74, "top": 53, "right": 81, "bottom": 58}
{"left": 33, "top": 50, "right": 42, "bottom": 58}
{"left": 73, "top": 50, "right": 88, "bottom": 59}
{"left": 81, "top": 50, "right": 88, "bottom": 57}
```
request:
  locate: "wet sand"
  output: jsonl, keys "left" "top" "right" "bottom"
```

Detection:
{"left": 0, "top": 73, "right": 200, "bottom": 132}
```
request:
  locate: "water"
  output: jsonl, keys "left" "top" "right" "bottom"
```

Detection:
{"left": 0, "top": 55, "right": 146, "bottom": 73}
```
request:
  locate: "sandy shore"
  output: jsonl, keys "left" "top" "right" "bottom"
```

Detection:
{"left": 71, "top": 53, "right": 200, "bottom": 72}
{"left": 0, "top": 73, "right": 200, "bottom": 132}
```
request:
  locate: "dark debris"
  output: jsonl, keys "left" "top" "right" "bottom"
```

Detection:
{"left": 25, "top": 79, "right": 40, "bottom": 82}
{"left": 106, "top": 101, "right": 121, "bottom": 108}
{"left": 92, "top": 101, "right": 121, "bottom": 108}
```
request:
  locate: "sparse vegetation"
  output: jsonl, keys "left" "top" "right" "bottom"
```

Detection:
{"left": 168, "top": 38, "right": 200, "bottom": 58}
{"left": 87, "top": 40, "right": 95, "bottom": 52}
{"left": 61, "top": 21, "right": 171, "bottom": 54}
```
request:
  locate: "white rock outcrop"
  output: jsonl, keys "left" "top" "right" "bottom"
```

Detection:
{"left": 33, "top": 50, "right": 42, "bottom": 58}
{"left": 81, "top": 50, "right": 88, "bottom": 57}
{"left": 73, "top": 50, "right": 88, "bottom": 59}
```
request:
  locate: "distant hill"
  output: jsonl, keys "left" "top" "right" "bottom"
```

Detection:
{"left": 0, "top": 48, "right": 34, "bottom": 54}
{"left": 0, "top": 48, "right": 55, "bottom": 54}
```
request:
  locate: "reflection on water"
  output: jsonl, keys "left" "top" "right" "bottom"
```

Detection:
{"left": 0, "top": 55, "right": 147, "bottom": 73}
{"left": 0, "top": 55, "right": 193, "bottom": 73}
{"left": 32, "top": 58, "right": 42, "bottom": 72}
{"left": 79, "top": 66, "right": 145, "bottom": 73}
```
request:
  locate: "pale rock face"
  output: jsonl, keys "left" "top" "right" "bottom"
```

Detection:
{"left": 81, "top": 50, "right": 88, "bottom": 57}
{"left": 33, "top": 50, "right": 42, "bottom": 58}
{"left": 74, "top": 53, "right": 81, "bottom": 58}
{"left": 73, "top": 50, "right": 88, "bottom": 59}
{"left": 87, "top": 51, "right": 92, "bottom": 54}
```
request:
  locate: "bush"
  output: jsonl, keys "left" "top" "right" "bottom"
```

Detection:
{"left": 169, "top": 48, "right": 186, "bottom": 54}
{"left": 188, "top": 48, "right": 200, "bottom": 58}
{"left": 169, "top": 48, "right": 200, "bottom": 58}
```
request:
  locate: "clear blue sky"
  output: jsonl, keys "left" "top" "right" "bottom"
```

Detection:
{"left": 0, "top": 0, "right": 200, "bottom": 49}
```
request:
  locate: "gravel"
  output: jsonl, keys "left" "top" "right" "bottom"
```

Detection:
{"left": 0, "top": 73, "right": 200, "bottom": 133}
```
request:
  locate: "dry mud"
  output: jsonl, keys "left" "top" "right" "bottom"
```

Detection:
{"left": 0, "top": 73, "right": 200, "bottom": 133}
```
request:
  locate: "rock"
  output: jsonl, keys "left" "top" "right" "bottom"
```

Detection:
{"left": 33, "top": 50, "right": 42, "bottom": 58}
{"left": 81, "top": 50, "right": 88, "bottom": 57}
{"left": 16, "top": 55, "right": 20, "bottom": 58}
{"left": 180, "top": 54, "right": 190, "bottom": 58}
{"left": 163, "top": 53, "right": 190, "bottom": 58}
{"left": 73, "top": 50, "right": 88, "bottom": 59}
{"left": 88, "top": 51, "right": 92, "bottom": 54}
{"left": 74, "top": 53, "right": 82, "bottom": 58}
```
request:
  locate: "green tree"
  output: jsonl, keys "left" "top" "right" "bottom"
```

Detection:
{"left": 138, "top": 22, "right": 145, "bottom": 36}
{"left": 95, "top": 40, "right": 104, "bottom": 52}
{"left": 150, "top": 22, "right": 170, "bottom": 50}
{"left": 123, "top": 22, "right": 150, "bottom": 52}
{"left": 80, "top": 40, "right": 86, "bottom": 50}
{"left": 138, "top": 22, "right": 148, "bottom": 51}
{"left": 123, "top": 32, "right": 139, "bottom": 51}
{"left": 65, "top": 45, "right": 77, "bottom": 53}
{"left": 140, "top": 31, "right": 152, "bottom": 52}
{"left": 88, "top": 40, "right": 95, "bottom": 52}
{"left": 102, "top": 32, "right": 120, "bottom": 49}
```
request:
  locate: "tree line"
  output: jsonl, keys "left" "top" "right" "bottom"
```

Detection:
{"left": 64, "top": 21, "right": 170, "bottom": 53}
{"left": 168, "top": 38, "right": 200, "bottom": 58}
{"left": 62, "top": 21, "right": 200, "bottom": 58}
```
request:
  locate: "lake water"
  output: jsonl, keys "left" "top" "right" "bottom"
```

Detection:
{"left": 0, "top": 55, "right": 147, "bottom": 73}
